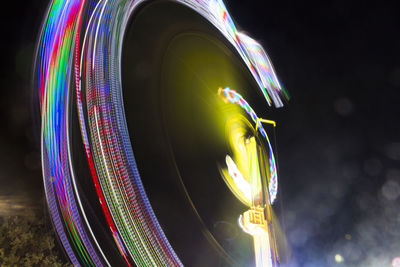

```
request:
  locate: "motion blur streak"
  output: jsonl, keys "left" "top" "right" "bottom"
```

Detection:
{"left": 38, "top": 0, "right": 104, "bottom": 266}
{"left": 36, "top": 0, "right": 286, "bottom": 265}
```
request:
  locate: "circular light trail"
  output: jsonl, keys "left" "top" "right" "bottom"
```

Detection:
{"left": 36, "top": 0, "right": 288, "bottom": 265}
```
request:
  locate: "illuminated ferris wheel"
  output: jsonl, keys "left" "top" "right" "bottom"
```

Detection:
{"left": 35, "top": 0, "right": 289, "bottom": 266}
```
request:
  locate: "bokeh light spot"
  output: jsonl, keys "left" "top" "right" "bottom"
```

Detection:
{"left": 335, "top": 254, "right": 344, "bottom": 263}
{"left": 381, "top": 179, "right": 400, "bottom": 201}
{"left": 392, "top": 257, "right": 400, "bottom": 267}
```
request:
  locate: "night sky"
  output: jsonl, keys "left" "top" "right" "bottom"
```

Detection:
{"left": 2, "top": 0, "right": 400, "bottom": 266}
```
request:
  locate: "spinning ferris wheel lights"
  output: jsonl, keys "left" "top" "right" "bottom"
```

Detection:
{"left": 218, "top": 87, "right": 281, "bottom": 267}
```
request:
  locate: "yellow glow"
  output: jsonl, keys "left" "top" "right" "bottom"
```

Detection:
{"left": 256, "top": 118, "right": 276, "bottom": 128}
{"left": 246, "top": 136, "right": 263, "bottom": 207}
{"left": 239, "top": 208, "right": 273, "bottom": 267}
{"left": 219, "top": 116, "right": 254, "bottom": 206}
{"left": 335, "top": 254, "right": 344, "bottom": 263}
{"left": 225, "top": 155, "right": 252, "bottom": 201}
{"left": 217, "top": 104, "right": 282, "bottom": 266}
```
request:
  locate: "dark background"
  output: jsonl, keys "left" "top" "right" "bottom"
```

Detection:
{"left": 2, "top": 0, "right": 400, "bottom": 266}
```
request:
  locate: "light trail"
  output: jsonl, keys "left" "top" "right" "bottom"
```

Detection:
{"left": 36, "top": 0, "right": 288, "bottom": 265}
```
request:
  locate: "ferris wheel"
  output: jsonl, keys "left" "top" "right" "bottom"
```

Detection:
{"left": 35, "top": 0, "right": 289, "bottom": 266}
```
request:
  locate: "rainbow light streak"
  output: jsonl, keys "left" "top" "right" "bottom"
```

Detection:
{"left": 38, "top": 0, "right": 105, "bottom": 266}
{"left": 218, "top": 87, "right": 278, "bottom": 204}
{"left": 37, "top": 0, "right": 286, "bottom": 265}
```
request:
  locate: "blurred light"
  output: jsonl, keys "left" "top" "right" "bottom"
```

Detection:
{"left": 381, "top": 179, "right": 400, "bottom": 201}
{"left": 218, "top": 87, "right": 278, "bottom": 204}
{"left": 0, "top": 195, "right": 35, "bottom": 216}
{"left": 334, "top": 254, "right": 344, "bottom": 263}
{"left": 392, "top": 257, "right": 400, "bottom": 267}
{"left": 345, "top": 234, "right": 352, "bottom": 240}
{"left": 225, "top": 155, "right": 252, "bottom": 202}
{"left": 36, "top": 0, "right": 287, "bottom": 264}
